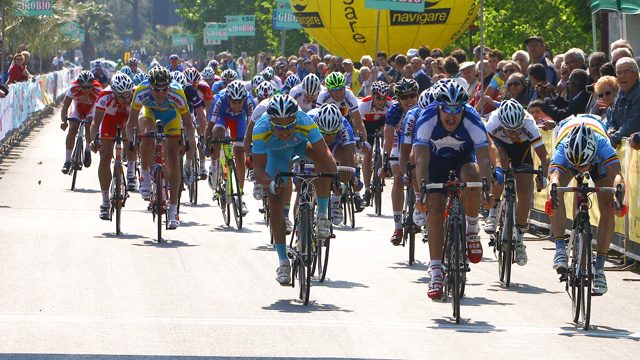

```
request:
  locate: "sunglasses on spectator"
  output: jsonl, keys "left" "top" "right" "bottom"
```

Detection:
{"left": 270, "top": 119, "right": 296, "bottom": 131}
{"left": 398, "top": 93, "right": 417, "bottom": 100}
{"left": 439, "top": 104, "right": 464, "bottom": 114}
{"left": 597, "top": 90, "right": 612, "bottom": 98}
{"left": 507, "top": 82, "right": 522, "bottom": 87}
{"left": 152, "top": 86, "right": 169, "bottom": 92}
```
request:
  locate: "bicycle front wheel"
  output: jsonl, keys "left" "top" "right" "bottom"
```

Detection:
{"left": 298, "top": 203, "right": 313, "bottom": 305}
{"left": 155, "top": 170, "right": 164, "bottom": 243}
{"left": 189, "top": 156, "right": 198, "bottom": 205}
{"left": 499, "top": 198, "right": 514, "bottom": 287}
{"left": 407, "top": 188, "right": 416, "bottom": 265}
{"left": 70, "top": 140, "right": 83, "bottom": 190}
{"left": 448, "top": 216, "right": 463, "bottom": 324}
{"left": 227, "top": 160, "right": 243, "bottom": 230}
{"left": 573, "top": 224, "right": 593, "bottom": 330}
{"left": 113, "top": 165, "right": 124, "bottom": 235}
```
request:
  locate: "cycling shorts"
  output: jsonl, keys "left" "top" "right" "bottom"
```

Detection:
{"left": 493, "top": 139, "right": 533, "bottom": 169}
{"left": 428, "top": 151, "right": 476, "bottom": 194}
{"left": 364, "top": 120, "right": 385, "bottom": 147}
{"left": 214, "top": 115, "right": 247, "bottom": 142}
{"left": 99, "top": 112, "right": 128, "bottom": 139}
{"left": 69, "top": 101, "right": 95, "bottom": 120}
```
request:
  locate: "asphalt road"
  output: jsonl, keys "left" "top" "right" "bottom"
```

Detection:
{"left": 0, "top": 108, "right": 639, "bottom": 359}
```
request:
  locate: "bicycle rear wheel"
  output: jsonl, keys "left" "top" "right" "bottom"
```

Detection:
{"left": 70, "top": 140, "right": 82, "bottom": 190}
{"left": 113, "top": 165, "right": 124, "bottom": 235}
{"left": 189, "top": 156, "right": 198, "bottom": 205}
{"left": 446, "top": 216, "right": 463, "bottom": 324}
{"left": 298, "top": 203, "right": 313, "bottom": 305}
{"left": 407, "top": 188, "right": 416, "bottom": 265}
{"left": 499, "top": 198, "right": 514, "bottom": 287}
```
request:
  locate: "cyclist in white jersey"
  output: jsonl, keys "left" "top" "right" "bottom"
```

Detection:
{"left": 289, "top": 73, "right": 323, "bottom": 113}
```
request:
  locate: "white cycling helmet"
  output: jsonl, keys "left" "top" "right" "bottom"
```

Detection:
{"left": 110, "top": 73, "right": 134, "bottom": 93}
{"left": 498, "top": 99, "right": 525, "bottom": 130}
{"left": 256, "top": 81, "right": 275, "bottom": 100}
{"left": 267, "top": 94, "right": 298, "bottom": 118}
{"left": 315, "top": 103, "right": 342, "bottom": 134}
{"left": 221, "top": 69, "right": 238, "bottom": 82}
{"left": 225, "top": 80, "right": 247, "bottom": 100}
{"left": 418, "top": 88, "right": 438, "bottom": 109}
{"left": 251, "top": 74, "right": 266, "bottom": 89}
{"left": 564, "top": 122, "right": 597, "bottom": 167}
{"left": 201, "top": 66, "right": 216, "bottom": 80}
{"left": 171, "top": 71, "right": 188, "bottom": 87}
{"left": 302, "top": 73, "right": 322, "bottom": 96}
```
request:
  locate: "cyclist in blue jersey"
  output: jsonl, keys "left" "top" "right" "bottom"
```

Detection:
{"left": 385, "top": 78, "right": 419, "bottom": 245}
{"left": 309, "top": 103, "right": 364, "bottom": 223}
{"left": 205, "top": 80, "right": 255, "bottom": 215}
{"left": 545, "top": 115, "right": 626, "bottom": 295}
{"left": 126, "top": 67, "right": 196, "bottom": 229}
{"left": 413, "top": 81, "right": 494, "bottom": 300}
{"left": 253, "top": 94, "right": 337, "bottom": 285}
{"left": 211, "top": 69, "right": 238, "bottom": 96}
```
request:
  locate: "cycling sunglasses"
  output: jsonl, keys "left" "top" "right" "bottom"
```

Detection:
{"left": 329, "top": 86, "right": 345, "bottom": 92}
{"left": 152, "top": 86, "right": 169, "bottom": 92}
{"left": 114, "top": 91, "right": 132, "bottom": 99}
{"left": 439, "top": 104, "right": 464, "bottom": 114}
{"left": 271, "top": 119, "right": 297, "bottom": 131}
{"left": 321, "top": 128, "right": 340, "bottom": 136}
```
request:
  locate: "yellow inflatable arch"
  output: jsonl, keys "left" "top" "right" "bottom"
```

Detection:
{"left": 290, "top": 0, "right": 479, "bottom": 60}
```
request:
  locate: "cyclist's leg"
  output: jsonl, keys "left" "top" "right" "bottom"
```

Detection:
{"left": 390, "top": 146, "right": 404, "bottom": 242}
{"left": 233, "top": 144, "right": 246, "bottom": 191}
{"left": 460, "top": 158, "right": 483, "bottom": 263}
{"left": 426, "top": 192, "right": 447, "bottom": 298}
{"left": 305, "top": 140, "right": 337, "bottom": 235}
{"left": 549, "top": 168, "right": 573, "bottom": 269}
{"left": 137, "top": 109, "right": 155, "bottom": 197}
{"left": 66, "top": 119, "right": 80, "bottom": 156}
{"left": 164, "top": 117, "right": 183, "bottom": 208}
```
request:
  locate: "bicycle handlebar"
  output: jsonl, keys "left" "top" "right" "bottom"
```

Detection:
{"left": 65, "top": 117, "right": 92, "bottom": 124}
{"left": 208, "top": 137, "right": 241, "bottom": 145}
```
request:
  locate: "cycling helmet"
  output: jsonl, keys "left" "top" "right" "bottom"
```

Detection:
{"left": 315, "top": 103, "right": 343, "bottom": 134}
{"left": 207, "top": 59, "right": 219, "bottom": 69}
{"left": 77, "top": 70, "right": 94, "bottom": 86}
{"left": 418, "top": 88, "right": 438, "bottom": 109}
{"left": 110, "top": 72, "right": 134, "bottom": 93}
{"left": 225, "top": 80, "right": 247, "bottom": 100}
{"left": 284, "top": 74, "right": 301, "bottom": 89}
{"left": 118, "top": 65, "right": 134, "bottom": 79}
{"left": 171, "top": 71, "right": 188, "bottom": 87}
{"left": 371, "top": 81, "right": 389, "bottom": 97}
{"left": 132, "top": 72, "right": 146, "bottom": 85}
{"left": 201, "top": 66, "right": 216, "bottom": 80}
{"left": 184, "top": 67, "right": 201, "bottom": 84}
{"left": 436, "top": 80, "right": 469, "bottom": 107}
{"left": 393, "top": 78, "right": 419, "bottom": 97}
{"left": 261, "top": 66, "right": 275, "bottom": 80}
{"left": 324, "top": 72, "right": 346, "bottom": 90}
{"left": 498, "top": 99, "right": 525, "bottom": 130}
{"left": 127, "top": 57, "right": 139, "bottom": 66}
{"left": 564, "top": 122, "right": 597, "bottom": 167}
{"left": 149, "top": 60, "right": 161, "bottom": 68}
{"left": 302, "top": 73, "right": 321, "bottom": 96}
{"left": 251, "top": 74, "right": 266, "bottom": 89}
{"left": 267, "top": 94, "right": 298, "bottom": 118}
{"left": 148, "top": 66, "right": 171, "bottom": 87}
{"left": 169, "top": 54, "right": 179, "bottom": 61}
{"left": 93, "top": 59, "right": 103, "bottom": 68}
{"left": 255, "top": 81, "right": 276, "bottom": 100}
{"left": 221, "top": 69, "right": 238, "bottom": 82}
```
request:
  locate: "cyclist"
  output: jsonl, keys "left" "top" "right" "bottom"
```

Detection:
{"left": 317, "top": 72, "right": 367, "bottom": 141}
{"left": 60, "top": 70, "right": 103, "bottom": 174}
{"left": 89, "top": 73, "right": 136, "bottom": 219}
{"left": 127, "top": 57, "right": 143, "bottom": 75}
{"left": 483, "top": 99, "right": 550, "bottom": 266}
{"left": 185, "top": 67, "right": 214, "bottom": 179}
{"left": 167, "top": 54, "right": 184, "bottom": 72}
{"left": 384, "top": 78, "right": 419, "bottom": 245}
{"left": 126, "top": 66, "right": 196, "bottom": 229}
{"left": 289, "top": 73, "right": 323, "bottom": 112}
{"left": 212, "top": 69, "right": 238, "bottom": 96}
{"left": 413, "top": 81, "right": 494, "bottom": 299}
{"left": 201, "top": 66, "right": 219, "bottom": 88}
{"left": 170, "top": 71, "right": 206, "bottom": 184}
{"left": 249, "top": 74, "right": 266, "bottom": 98}
{"left": 252, "top": 94, "right": 337, "bottom": 285}
{"left": 282, "top": 74, "right": 301, "bottom": 94}
{"left": 90, "top": 60, "right": 111, "bottom": 87}
{"left": 358, "top": 81, "right": 394, "bottom": 204}
{"left": 205, "top": 80, "right": 256, "bottom": 215}
{"left": 261, "top": 66, "right": 282, "bottom": 89}
{"left": 309, "top": 103, "right": 362, "bottom": 225}
{"left": 545, "top": 115, "right": 626, "bottom": 295}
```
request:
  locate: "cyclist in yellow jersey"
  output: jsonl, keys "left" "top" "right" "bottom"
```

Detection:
{"left": 126, "top": 66, "right": 196, "bottom": 229}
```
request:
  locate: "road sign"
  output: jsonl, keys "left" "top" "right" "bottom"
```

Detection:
{"left": 204, "top": 22, "right": 228, "bottom": 45}
{"left": 171, "top": 33, "right": 195, "bottom": 47}
{"left": 225, "top": 15, "right": 256, "bottom": 37}
{"left": 364, "top": 0, "right": 424, "bottom": 12}
{"left": 273, "top": 10, "right": 302, "bottom": 30}
{"left": 19, "top": 0, "right": 54, "bottom": 16}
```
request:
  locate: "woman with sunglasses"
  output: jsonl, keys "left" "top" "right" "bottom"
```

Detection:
{"left": 591, "top": 75, "right": 618, "bottom": 121}
{"left": 205, "top": 80, "right": 256, "bottom": 216}
{"left": 60, "top": 70, "right": 103, "bottom": 174}
{"left": 385, "top": 78, "right": 419, "bottom": 245}
{"left": 89, "top": 73, "right": 136, "bottom": 220}
{"left": 413, "top": 81, "right": 495, "bottom": 299}
{"left": 126, "top": 66, "right": 196, "bottom": 229}
{"left": 252, "top": 94, "right": 337, "bottom": 286}
{"left": 358, "top": 81, "right": 394, "bottom": 205}
{"left": 309, "top": 103, "right": 360, "bottom": 225}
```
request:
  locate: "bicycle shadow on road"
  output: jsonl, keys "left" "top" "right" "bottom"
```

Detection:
{"left": 462, "top": 296, "right": 515, "bottom": 307}
{"left": 430, "top": 318, "right": 505, "bottom": 333}
{"left": 559, "top": 324, "right": 640, "bottom": 341}
{"left": 314, "top": 279, "right": 369, "bottom": 289}
{"left": 487, "top": 282, "right": 562, "bottom": 295}
{"left": 390, "top": 261, "right": 430, "bottom": 272}
{"left": 262, "top": 299, "right": 353, "bottom": 313}
{"left": 210, "top": 226, "right": 261, "bottom": 234}
{"left": 132, "top": 239, "right": 199, "bottom": 248}
{"left": 251, "top": 244, "right": 275, "bottom": 252}
{"left": 365, "top": 213, "right": 394, "bottom": 219}
{"left": 66, "top": 188, "right": 100, "bottom": 194}
{"left": 94, "top": 232, "right": 146, "bottom": 240}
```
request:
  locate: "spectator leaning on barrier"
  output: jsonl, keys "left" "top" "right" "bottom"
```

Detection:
{"left": 6, "top": 52, "right": 32, "bottom": 84}
{"left": 540, "top": 68, "right": 590, "bottom": 122}
{"left": 608, "top": 57, "right": 640, "bottom": 148}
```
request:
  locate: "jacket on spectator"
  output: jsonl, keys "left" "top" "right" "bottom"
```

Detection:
{"left": 541, "top": 90, "right": 590, "bottom": 122}
{"left": 608, "top": 80, "right": 640, "bottom": 145}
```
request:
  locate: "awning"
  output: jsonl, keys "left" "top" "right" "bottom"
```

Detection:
{"left": 591, "top": 0, "right": 640, "bottom": 14}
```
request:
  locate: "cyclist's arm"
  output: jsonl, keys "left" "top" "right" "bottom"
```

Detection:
{"left": 487, "top": 136, "right": 504, "bottom": 169}
{"left": 194, "top": 106, "right": 206, "bottom": 131}
{"left": 244, "top": 120, "right": 255, "bottom": 150}
{"left": 90, "top": 108, "right": 106, "bottom": 142}
{"left": 383, "top": 124, "right": 395, "bottom": 155}
{"left": 253, "top": 153, "right": 270, "bottom": 187}
{"left": 126, "top": 107, "right": 141, "bottom": 141}
{"left": 350, "top": 109, "right": 367, "bottom": 142}
{"left": 180, "top": 110, "right": 195, "bottom": 137}
{"left": 476, "top": 145, "right": 493, "bottom": 194}
{"left": 534, "top": 144, "right": 550, "bottom": 177}
{"left": 547, "top": 166, "right": 562, "bottom": 199}
{"left": 606, "top": 161, "right": 625, "bottom": 190}
{"left": 414, "top": 144, "right": 430, "bottom": 195}
{"left": 60, "top": 96, "right": 73, "bottom": 122}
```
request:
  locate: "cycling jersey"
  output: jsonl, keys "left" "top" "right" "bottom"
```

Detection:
{"left": 250, "top": 98, "right": 270, "bottom": 122}
{"left": 550, "top": 115, "right": 619, "bottom": 179}
{"left": 95, "top": 88, "right": 130, "bottom": 138}
{"left": 209, "top": 91, "right": 255, "bottom": 141}
{"left": 289, "top": 84, "right": 320, "bottom": 113}
{"left": 400, "top": 105, "right": 425, "bottom": 146}
{"left": 414, "top": 104, "right": 488, "bottom": 186}
{"left": 178, "top": 82, "right": 204, "bottom": 112}
{"left": 485, "top": 111, "right": 543, "bottom": 148}
{"left": 131, "top": 80, "right": 189, "bottom": 135}
{"left": 358, "top": 96, "right": 394, "bottom": 122}
{"left": 194, "top": 80, "right": 214, "bottom": 103}
{"left": 252, "top": 110, "right": 323, "bottom": 177}
{"left": 316, "top": 87, "right": 359, "bottom": 117}
{"left": 385, "top": 102, "right": 406, "bottom": 141}
{"left": 65, "top": 80, "right": 103, "bottom": 118}
{"left": 211, "top": 80, "right": 226, "bottom": 95}
{"left": 307, "top": 108, "right": 355, "bottom": 151}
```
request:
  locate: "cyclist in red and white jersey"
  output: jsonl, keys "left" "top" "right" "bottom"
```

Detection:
{"left": 185, "top": 67, "right": 214, "bottom": 178}
{"left": 358, "top": 81, "right": 394, "bottom": 204}
{"left": 88, "top": 73, "right": 136, "bottom": 219}
{"left": 60, "top": 70, "right": 103, "bottom": 174}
